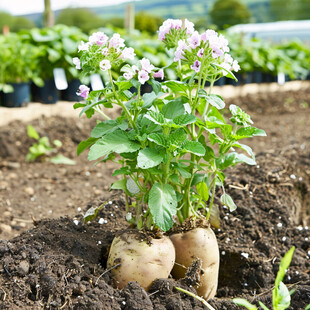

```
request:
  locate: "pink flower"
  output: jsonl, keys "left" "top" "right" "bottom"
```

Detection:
{"left": 120, "top": 47, "right": 135, "bottom": 60}
{"left": 191, "top": 60, "right": 201, "bottom": 73}
{"left": 187, "top": 31, "right": 201, "bottom": 49}
{"left": 99, "top": 59, "right": 111, "bottom": 71}
{"left": 78, "top": 41, "right": 90, "bottom": 52}
{"left": 184, "top": 19, "right": 195, "bottom": 35}
{"left": 124, "top": 72, "right": 134, "bottom": 80}
{"left": 109, "top": 33, "right": 125, "bottom": 49}
{"left": 153, "top": 69, "right": 164, "bottom": 80}
{"left": 174, "top": 49, "right": 185, "bottom": 62}
{"left": 197, "top": 48, "right": 204, "bottom": 58}
{"left": 158, "top": 19, "right": 182, "bottom": 41}
{"left": 212, "top": 46, "right": 224, "bottom": 59}
{"left": 73, "top": 57, "right": 81, "bottom": 69}
{"left": 201, "top": 29, "right": 217, "bottom": 42}
{"left": 77, "top": 85, "right": 90, "bottom": 99}
{"left": 89, "top": 32, "right": 108, "bottom": 46}
{"left": 174, "top": 40, "right": 189, "bottom": 62}
{"left": 138, "top": 70, "right": 150, "bottom": 84}
{"left": 140, "top": 58, "right": 154, "bottom": 73}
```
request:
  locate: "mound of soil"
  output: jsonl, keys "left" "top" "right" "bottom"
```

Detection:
{"left": 0, "top": 87, "right": 309, "bottom": 309}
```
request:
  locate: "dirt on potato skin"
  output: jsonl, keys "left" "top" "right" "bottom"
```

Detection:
{"left": 0, "top": 88, "right": 310, "bottom": 309}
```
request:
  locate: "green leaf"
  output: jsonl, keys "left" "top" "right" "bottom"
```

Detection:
{"left": 50, "top": 154, "right": 76, "bottom": 165}
{"left": 183, "top": 141, "right": 205, "bottom": 156}
{"left": 83, "top": 204, "right": 104, "bottom": 222}
{"left": 233, "top": 143, "right": 255, "bottom": 159}
{"left": 258, "top": 302, "right": 270, "bottom": 310}
{"left": 196, "top": 182, "right": 209, "bottom": 201}
{"left": 198, "top": 91, "right": 225, "bottom": 109}
{"left": 111, "top": 178, "right": 127, "bottom": 191}
{"left": 221, "top": 193, "right": 237, "bottom": 212}
{"left": 162, "top": 97, "right": 186, "bottom": 119}
{"left": 88, "top": 130, "right": 140, "bottom": 161}
{"left": 276, "top": 282, "right": 291, "bottom": 310}
{"left": 170, "top": 129, "right": 187, "bottom": 148}
{"left": 148, "top": 183, "right": 177, "bottom": 231}
{"left": 148, "top": 78, "right": 161, "bottom": 94}
{"left": 304, "top": 304, "right": 310, "bottom": 310}
{"left": 234, "top": 127, "right": 267, "bottom": 140}
{"left": 27, "top": 125, "right": 39, "bottom": 140}
{"left": 216, "top": 152, "right": 256, "bottom": 170}
{"left": 148, "top": 133, "right": 168, "bottom": 147}
{"left": 206, "top": 106, "right": 226, "bottom": 126}
{"left": 91, "top": 120, "right": 123, "bottom": 138}
{"left": 275, "top": 247, "right": 295, "bottom": 289}
{"left": 144, "top": 110, "right": 165, "bottom": 125}
{"left": 53, "top": 139, "right": 62, "bottom": 147}
{"left": 175, "top": 166, "right": 191, "bottom": 179}
{"left": 233, "top": 298, "right": 258, "bottom": 310}
{"left": 112, "top": 167, "right": 130, "bottom": 176}
{"left": 142, "top": 92, "right": 158, "bottom": 109}
{"left": 137, "top": 148, "right": 164, "bottom": 169}
{"left": 77, "top": 137, "right": 98, "bottom": 156}
{"left": 212, "top": 63, "right": 237, "bottom": 81}
{"left": 163, "top": 80, "right": 189, "bottom": 94}
{"left": 173, "top": 114, "right": 197, "bottom": 126}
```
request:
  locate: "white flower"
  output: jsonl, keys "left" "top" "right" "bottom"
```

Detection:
{"left": 99, "top": 59, "right": 111, "bottom": 71}
{"left": 89, "top": 32, "right": 108, "bottom": 46}
{"left": 140, "top": 58, "right": 155, "bottom": 73}
{"left": 78, "top": 41, "right": 90, "bottom": 52}
{"left": 120, "top": 47, "right": 135, "bottom": 60}
{"left": 187, "top": 31, "right": 201, "bottom": 49}
{"left": 184, "top": 19, "right": 195, "bottom": 34}
{"left": 138, "top": 70, "right": 150, "bottom": 84}
{"left": 73, "top": 57, "right": 81, "bottom": 69}
{"left": 109, "top": 33, "right": 125, "bottom": 48}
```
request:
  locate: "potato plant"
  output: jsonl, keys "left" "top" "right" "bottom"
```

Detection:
{"left": 75, "top": 19, "right": 266, "bottom": 296}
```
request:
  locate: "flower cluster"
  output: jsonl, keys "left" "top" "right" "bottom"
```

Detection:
{"left": 73, "top": 31, "right": 136, "bottom": 76}
{"left": 122, "top": 58, "right": 164, "bottom": 84}
{"left": 165, "top": 24, "right": 240, "bottom": 78}
{"left": 158, "top": 18, "right": 194, "bottom": 41}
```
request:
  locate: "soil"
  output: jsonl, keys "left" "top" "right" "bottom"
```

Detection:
{"left": 0, "top": 87, "right": 310, "bottom": 309}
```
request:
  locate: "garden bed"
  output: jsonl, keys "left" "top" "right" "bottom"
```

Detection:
{"left": 0, "top": 88, "right": 309, "bottom": 309}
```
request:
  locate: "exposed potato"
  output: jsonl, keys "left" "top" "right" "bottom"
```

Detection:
{"left": 170, "top": 227, "right": 219, "bottom": 300}
{"left": 107, "top": 230, "right": 175, "bottom": 290}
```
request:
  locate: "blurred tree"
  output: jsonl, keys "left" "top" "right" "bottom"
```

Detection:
{"left": 0, "top": 12, "right": 14, "bottom": 32}
{"left": 104, "top": 17, "right": 124, "bottom": 29}
{"left": 11, "top": 17, "right": 35, "bottom": 32}
{"left": 56, "top": 8, "right": 104, "bottom": 33}
{"left": 271, "top": 0, "right": 310, "bottom": 20}
{"left": 135, "top": 11, "right": 163, "bottom": 34}
{"left": 194, "top": 17, "right": 212, "bottom": 32}
{"left": 0, "top": 11, "right": 35, "bottom": 33}
{"left": 209, "top": 0, "right": 251, "bottom": 29}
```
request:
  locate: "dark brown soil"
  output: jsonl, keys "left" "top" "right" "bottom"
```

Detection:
{"left": 0, "top": 88, "right": 310, "bottom": 309}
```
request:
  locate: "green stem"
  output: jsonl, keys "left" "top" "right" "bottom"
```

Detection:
{"left": 174, "top": 287, "right": 215, "bottom": 310}
{"left": 108, "top": 69, "right": 137, "bottom": 130}
{"left": 206, "top": 177, "right": 216, "bottom": 220}
{"left": 94, "top": 106, "right": 111, "bottom": 120}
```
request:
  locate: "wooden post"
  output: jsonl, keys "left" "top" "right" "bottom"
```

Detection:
{"left": 43, "top": 0, "right": 54, "bottom": 27}
{"left": 125, "top": 3, "right": 135, "bottom": 33}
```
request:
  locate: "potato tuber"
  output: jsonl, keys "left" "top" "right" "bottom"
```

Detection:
{"left": 107, "top": 230, "right": 175, "bottom": 290}
{"left": 170, "top": 227, "right": 219, "bottom": 300}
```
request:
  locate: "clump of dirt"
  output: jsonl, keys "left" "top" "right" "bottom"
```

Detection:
{"left": 0, "top": 87, "right": 310, "bottom": 309}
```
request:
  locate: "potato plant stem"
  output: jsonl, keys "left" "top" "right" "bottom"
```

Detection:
{"left": 108, "top": 69, "right": 137, "bottom": 130}
{"left": 174, "top": 287, "right": 215, "bottom": 310}
{"left": 206, "top": 178, "right": 216, "bottom": 220}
